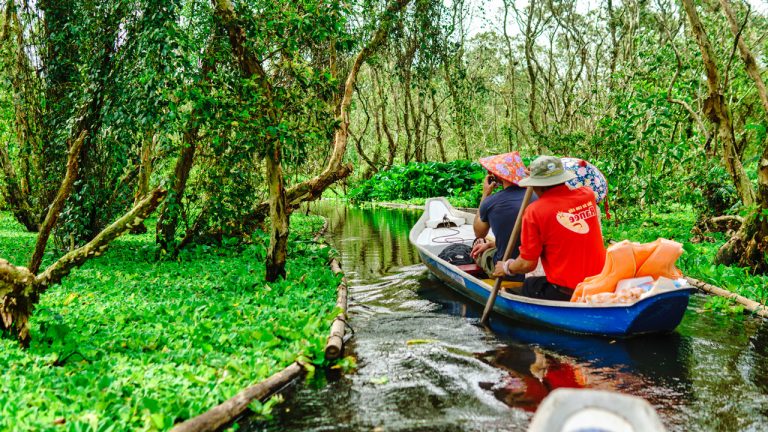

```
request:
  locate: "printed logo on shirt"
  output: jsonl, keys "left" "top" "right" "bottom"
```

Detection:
{"left": 555, "top": 202, "right": 596, "bottom": 234}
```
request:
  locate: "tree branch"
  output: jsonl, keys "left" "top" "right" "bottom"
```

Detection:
{"left": 722, "top": 3, "right": 749, "bottom": 90}
{"left": 719, "top": 0, "right": 768, "bottom": 115}
{"left": 36, "top": 187, "right": 167, "bottom": 287}
{"left": 241, "top": 0, "right": 412, "bottom": 225}
{"left": 656, "top": 16, "right": 709, "bottom": 143}
{"left": 28, "top": 130, "right": 87, "bottom": 274}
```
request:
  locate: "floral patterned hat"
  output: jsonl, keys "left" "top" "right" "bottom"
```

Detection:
{"left": 478, "top": 151, "right": 528, "bottom": 185}
{"left": 562, "top": 157, "right": 611, "bottom": 219}
{"left": 561, "top": 157, "right": 608, "bottom": 203}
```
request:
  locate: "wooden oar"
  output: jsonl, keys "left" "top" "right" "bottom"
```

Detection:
{"left": 480, "top": 187, "right": 533, "bottom": 324}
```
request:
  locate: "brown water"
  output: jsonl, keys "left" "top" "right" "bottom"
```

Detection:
{"left": 243, "top": 202, "right": 768, "bottom": 431}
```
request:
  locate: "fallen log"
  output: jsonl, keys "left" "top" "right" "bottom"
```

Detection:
{"left": 325, "top": 258, "right": 349, "bottom": 360}
{"left": 685, "top": 276, "right": 768, "bottom": 319}
{"left": 170, "top": 362, "right": 304, "bottom": 432}
{"left": 313, "top": 218, "right": 329, "bottom": 243}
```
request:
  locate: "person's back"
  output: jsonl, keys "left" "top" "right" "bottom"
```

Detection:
{"left": 520, "top": 184, "right": 605, "bottom": 289}
{"left": 471, "top": 152, "right": 533, "bottom": 280}
{"left": 494, "top": 155, "right": 606, "bottom": 301}
{"left": 479, "top": 185, "right": 528, "bottom": 263}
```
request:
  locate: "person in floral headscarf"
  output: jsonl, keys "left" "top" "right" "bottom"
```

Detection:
{"left": 471, "top": 152, "right": 535, "bottom": 280}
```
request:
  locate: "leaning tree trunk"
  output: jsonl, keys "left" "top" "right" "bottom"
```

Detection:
{"left": 714, "top": 0, "right": 768, "bottom": 271}
{"left": 681, "top": 0, "right": 754, "bottom": 207}
{"left": 28, "top": 130, "right": 86, "bottom": 273}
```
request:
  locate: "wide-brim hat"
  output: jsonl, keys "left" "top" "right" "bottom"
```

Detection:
{"left": 478, "top": 151, "right": 528, "bottom": 185}
{"left": 518, "top": 155, "right": 576, "bottom": 187}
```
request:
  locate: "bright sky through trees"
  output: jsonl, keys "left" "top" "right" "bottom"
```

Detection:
{"left": 468, "top": 0, "right": 768, "bottom": 37}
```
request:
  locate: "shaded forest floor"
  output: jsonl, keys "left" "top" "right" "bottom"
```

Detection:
{"left": 0, "top": 212, "right": 340, "bottom": 431}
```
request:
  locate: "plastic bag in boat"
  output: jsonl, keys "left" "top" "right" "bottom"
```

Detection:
{"left": 438, "top": 243, "right": 474, "bottom": 265}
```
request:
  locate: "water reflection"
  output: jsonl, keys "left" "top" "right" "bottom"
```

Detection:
{"left": 476, "top": 345, "right": 587, "bottom": 412}
{"left": 750, "top": 323, "right": 768, "bottom": 394}
{"left": 244, "top": 201, "right": 768, "bottom": 432}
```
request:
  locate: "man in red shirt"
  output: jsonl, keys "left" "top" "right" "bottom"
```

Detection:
{"left": 493, "top": 155, "right": 606, "bottom": 300}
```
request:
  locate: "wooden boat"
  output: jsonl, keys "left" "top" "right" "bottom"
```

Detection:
{"left": 409, "top": 198, "right": 695, "bottom": 337}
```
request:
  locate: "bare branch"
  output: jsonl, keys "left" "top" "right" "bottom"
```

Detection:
{"left": 719, "top": 0, "right": 768, "bottom": 115}
{"left": 723, "top": 3, "right": 750, "bottom": 90}
{"left": 656, "top": 16, "right": 709, "bottom": 143}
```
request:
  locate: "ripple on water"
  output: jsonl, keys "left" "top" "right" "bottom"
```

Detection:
{"left": 243, "top": 203, "right": 768, "bottom": 432}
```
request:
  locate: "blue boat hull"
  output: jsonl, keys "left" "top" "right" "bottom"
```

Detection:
{"left": 419, "top": 251, "right": 693, "bottom": 337}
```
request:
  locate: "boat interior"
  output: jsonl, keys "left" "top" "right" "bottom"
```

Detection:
{"left": 414, "top": 199, "right": 478, "bottom": 255}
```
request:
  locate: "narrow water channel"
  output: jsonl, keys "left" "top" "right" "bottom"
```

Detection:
{"left": 245, "top": 202, "right": 768, "bottom": 431}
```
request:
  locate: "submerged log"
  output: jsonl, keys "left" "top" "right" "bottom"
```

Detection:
{"left": 686, "top": 276, "right": 768, "bottom": 319}
{"left": 170, "top": 362, "right": 304, "bottom": 432}
{"left": 325, "top": 258, "right": 349, "bottom": 360}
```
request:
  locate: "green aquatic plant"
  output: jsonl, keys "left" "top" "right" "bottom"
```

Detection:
{"left": 0, "top": 212, "right": 340, "bottom": 431}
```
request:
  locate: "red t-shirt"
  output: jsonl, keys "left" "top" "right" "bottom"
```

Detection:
{"left": 519, "top": 185, "right": 606, "bottom": 289}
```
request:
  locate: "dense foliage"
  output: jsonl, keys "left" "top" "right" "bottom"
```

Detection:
{"left": 348, "top": 160, "right": 483, "bottom": 205}
{"left": 0, "top": 212, "right": 339, "bottom": 431}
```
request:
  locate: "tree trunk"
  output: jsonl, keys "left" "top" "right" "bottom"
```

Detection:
{"left": 265, "top": 150, "right": 289, "bottom": 282}
{"left": 681, "top": 0, "right": 754, "bottom": 206}
{"left": 38, "top": 0, "right": 80, "bottom": 212}
{"left": 1, "top": 188, "right": 167, "bottom": 345}
{"left": 155, "top": 134, "right": 196, "bottom": 253}
{"left": 0, "top": 1, "right": 41, "bottom": 231}
{"left": 375, "top": 69, "right": 398, "bottom": 168}
{"left": 351, "top": 86, "right": 377, "bottom": 176}
{"left": 415, "top": 95, "right": 428, "bottom": 163}
{"left": 443, "top": 61, "right": 469, "bottom": 159}
{"left": 213, "top": 0, "right": 291, "bottom": 278}
{"left": 715, "top": 0, "right": 768, "bottom": 271}
{"left": 523, "top": 0, "right": 541, "bottom": 137}
{"left": 0, "top": 140, "right": 37, "bottom": 231}
{"left": 28, "top": 130, "right": 86, "bottom": 274}
{"left": 430, "top": 92, "right": 447, "bottom": 162}
{"left": 130, "top": 133, "right": 155, "bottom": 234}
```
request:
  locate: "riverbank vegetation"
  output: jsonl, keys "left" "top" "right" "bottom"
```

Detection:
{"left": 0, "top": 211, "right": 339, "bottom": 430}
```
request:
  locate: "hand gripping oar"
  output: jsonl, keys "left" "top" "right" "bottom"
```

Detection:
{"left": 480, "top": 187, "right": 533, "bottom": 325}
